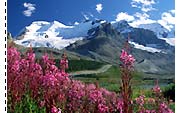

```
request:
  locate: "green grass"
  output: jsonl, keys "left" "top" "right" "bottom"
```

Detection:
{"left": 55, "top": 59, "right": 105, "bottom": 72}
{"left": 8, "top": 93, "right": 46, "bottom": 113}
{"left": 169, "top": 103, "right": 175, "bottom": 112}
{"left": 73, "top": 65, "right": 145, "bottom": 93}
{"left": 72, "top": 65, "right": 173, "bottom": 98}
{"left": 162, "top": 83, "right": 175, "bottom": 102}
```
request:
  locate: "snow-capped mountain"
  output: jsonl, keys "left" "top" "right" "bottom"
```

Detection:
{"left": 111, "top": 20, "right": 134, "bottom": 33}
{"left": 138, "top": 23, "right": 169, "bottom": 38}
{"left": 15, "top": 20, "right": 106, "bottom": 49}
{"left": 15, "top": 19, "right": 174, "bottom": 52}
{"left": 111, "top": 21, "right": 175, "bottom": 47}
{"left": 138, "top": 23, "right": 175, "bottom": 46}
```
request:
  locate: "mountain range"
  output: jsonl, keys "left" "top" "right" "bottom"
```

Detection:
{"left": 11, "top": 19, "right": 175, "bottom": 77}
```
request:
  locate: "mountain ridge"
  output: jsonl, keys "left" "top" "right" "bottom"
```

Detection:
{"left": 65, "top": 22, "right": 174, "bottom": 75}
{"left": 15, "top": 20, "right": 174, "bottom": 50}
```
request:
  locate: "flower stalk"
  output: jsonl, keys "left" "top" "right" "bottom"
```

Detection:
{"left": 119, "top": 36, "right": 135, "bottom": 113}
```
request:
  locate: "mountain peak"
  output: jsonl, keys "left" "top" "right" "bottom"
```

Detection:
{"left": 31, "top": 21, "right": 50, "bottom": 25}
{"left": 112, "top": 20, "right": 133, "bottom": 33}
{"left": 52, "top": 20, "right": 72, "bottom": 28}
{"left": 138, "top": 22, "right": 174, "bottom": 38}
{"left": 14, "top": 20, "right": 105, "bottom": 49}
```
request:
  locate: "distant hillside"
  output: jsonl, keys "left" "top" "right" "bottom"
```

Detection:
{"left": 67, "top": 22, "right": 175, "bottom": 76}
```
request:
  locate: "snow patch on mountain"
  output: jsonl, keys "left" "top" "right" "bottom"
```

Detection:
{"left": 129, "top": 41, "right": 162, "bottom": 53}
{"left": 15, "top": 20, "right": 105, "bottom": 49}
{"left": 111, "top": 20, "right": 133, "bottom": 33}
{"left": 160, "top": 38, "right": 175, "bottom": 46}
{"left": 15, "top": 34, "right": 84, "bottom": 50}
{"left": 58, "top": 21, "right": 102, "bottom": 38}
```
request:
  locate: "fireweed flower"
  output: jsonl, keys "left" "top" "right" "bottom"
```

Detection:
{"left": 60, "top": 59, "right": 68, "bottom": 69}
{"left": 41, "top": 74, "right": 58, "bottom": 87}
{"left": 116, "top": 98, "right": 124, "bottom": 113}
{"left": 152, "top": 85, "right": 161, "bottom": 94}
{"left": 39, "top": 100, "right": 45, "bottom": 108}
{"left": 145, "top": 110, "right": 156, "bottom": 113}
{"left": 119, "top": 48, "right": 135, "bottom": 113}
{"left": 100, "top": 88, "right": 112, "bottom": 96}
{"left": 51, "top": 106, "right": 62, "bottom": 113}
{"left": 60, "top": 53, "right": 68, "bottom": 70}
{"left": 159, "top": 102, "right": 174, "bottom": 113}
{"left": 68, "top": 81, "right": 85, "bottom": 100}
{"left": 120, "top": 49, "right": 135, "bottom": 69}
{"left": 98, "top": 103, "right": 108, "bottom": 113}
{"left": 135, "top": 95, "right": 145, "bottom": 106}
{"left": 87, "top": 84, "right": 96, "bottom": 90}
{"left": 89, "top": 90, "right": 104, "bottom": 103}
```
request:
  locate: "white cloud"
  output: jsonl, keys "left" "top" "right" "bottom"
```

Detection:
{"left": 74, "top": 21, "right": 79, "bottom": 25}
{"left": 141, "top": 5, "right": 156, "bottom": 12}
{"left": 129, "top": 12, "right": 156, "bottom": 27}
{"left": 170, "top": 9, "right": 175, "bottom": 14}
{"left": 96, "top": 4, "right": 103, "bottom": 13}
{"left": 134, "top": 12, "right": 149, "bottom": 19}
{"left": 23, "top": 2, "right": 36, "bottom": 17}
{"left": 116, "top": 12, "right": 135, "bottom": 22}
{"left": 161, "top": 12, "right": 175, "bottom": 24}
{"left": 131, "top": 0, "right": 156, "bottom": 12}
{"left": 131, "top": 0, "right": 155, "bottom": 6}
{"left": 129, "top": 19, "right": 156, "bottom": 27}
{"left": 157, "top": 10, "right": 175, "bottom": 31}
{"left": 131, "top": 4, "right": 140, "bottom": 8}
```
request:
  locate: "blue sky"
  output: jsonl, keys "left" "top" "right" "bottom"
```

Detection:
{"left": 8, "top": 0, "right": 175, "bottom": 36}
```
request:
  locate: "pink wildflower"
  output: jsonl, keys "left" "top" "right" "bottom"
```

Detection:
{"left": 51, "top": 106, "right": 61, "bottom": 113}
{"left": 135, "top": 95, "right": 145, "bottom": 106}
{"left": 159, "top": 102, "right": 174, "bottom": 113}
{"left": 89, "top": 90, "right": 104, "bottom": 103}
{"left": 39, "top": 100, "right": 45, "bottom": 108}
{"left": 152, "top": 85, "right": 161, "bottom": 93}
{"left": 120, "top": 49, "right": 135, "bottom": 68}
{"left": 98, "top": 103, "right": 108, "bottom": 113}
{"left": 116, "top": 98, "right": 124, "bottom": 113}
{"left": 152, "top": 80, "right": 161, "bottom": 94}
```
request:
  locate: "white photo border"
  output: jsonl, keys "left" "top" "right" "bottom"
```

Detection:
{"left": 0, "top": 0, "right": 176, "bottom": 113}
{"left": 0, "top": 0, "right": 7, "bottom": 113}
{"left": 175, "top": 0, "right": 177, "bottom": 113}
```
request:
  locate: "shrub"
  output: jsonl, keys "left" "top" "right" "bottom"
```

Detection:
{"left": 163, "top": 83, "right": 175, "bottom": 102}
